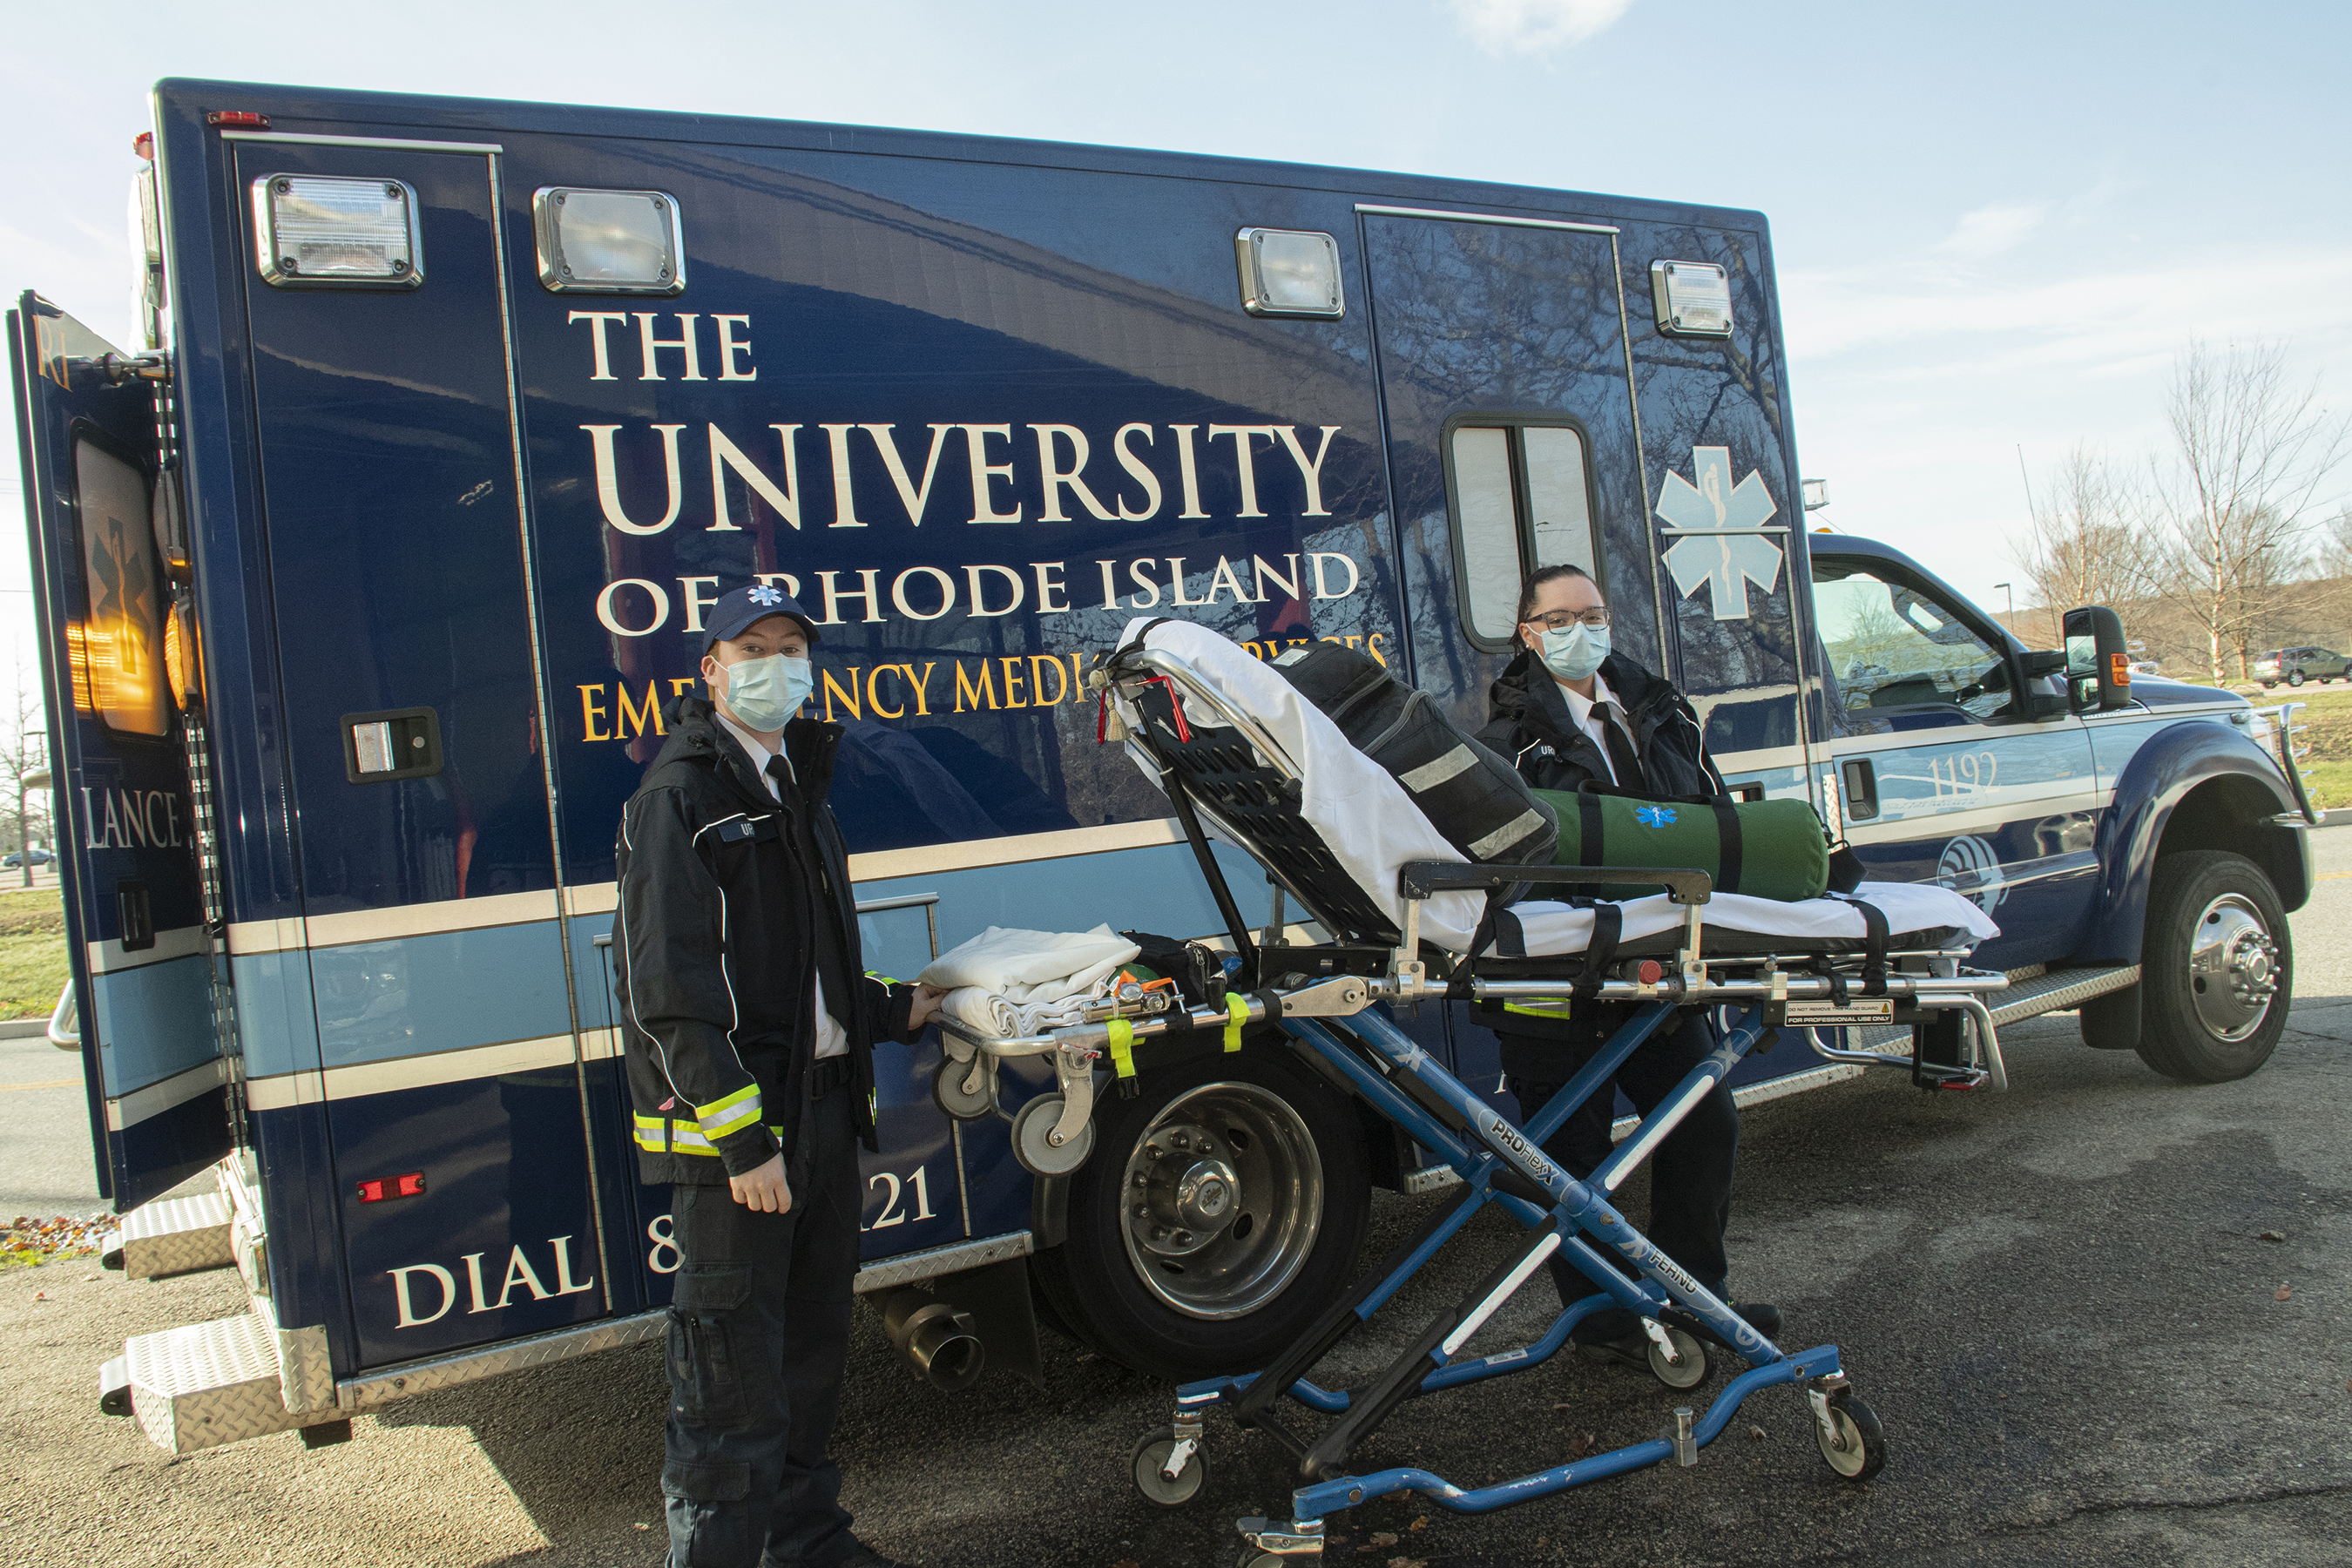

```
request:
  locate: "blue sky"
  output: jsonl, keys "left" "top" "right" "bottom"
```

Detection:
{"left": 4, "top": 0, "right": 2348, "bottom": 664}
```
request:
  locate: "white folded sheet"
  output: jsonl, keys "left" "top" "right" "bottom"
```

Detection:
{"left": 1110, "top": 618, "right": 2000, "bottom": 956}
{"left": 921, "top": 923, "right": 1144, "bottom": 1041}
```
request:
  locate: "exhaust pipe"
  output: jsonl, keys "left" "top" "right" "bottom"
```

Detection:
{"left": 878, "top": 1289, "right": 986, "bottom": 1391}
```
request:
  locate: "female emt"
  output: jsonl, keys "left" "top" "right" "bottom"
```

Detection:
{"left": 1475, "top": 563, "right": 1783, "bottom": 1369}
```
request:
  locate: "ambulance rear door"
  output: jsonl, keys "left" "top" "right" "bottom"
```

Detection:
{"left": 8, "top": 295, "right": 232, "bottom": 1210}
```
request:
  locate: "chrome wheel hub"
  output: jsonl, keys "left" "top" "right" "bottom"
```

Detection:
{"left": 1119, "top": 1083, "right": 1323, "bottom": 1321}
{"left": 2187, "top": 894, "right": 2280, "bottom": 1043}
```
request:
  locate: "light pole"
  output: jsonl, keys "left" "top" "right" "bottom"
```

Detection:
{"left": 1993, "top": 582, "right": 2014, "bottom": 627}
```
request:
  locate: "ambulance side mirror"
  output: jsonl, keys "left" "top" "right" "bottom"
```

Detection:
{"left": 2064, "top": 606, "right": 2133, "bottom": 712}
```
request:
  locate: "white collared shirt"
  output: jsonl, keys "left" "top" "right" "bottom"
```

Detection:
{"left": 713, "top": 709, "right": 848, "bottom": 1060}
{"left": 1554, "top": 672, "right": 1635, "bottom": 786}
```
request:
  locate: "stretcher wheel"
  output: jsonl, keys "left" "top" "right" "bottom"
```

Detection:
{"left": 931, "top": 1057, "right": 995, "bottom": 1121}
{"left": 1816, "top": 1391, "right": 1886, "bottom": 1481}
{"left": 1011, "top": 1093, "right": 1095, "bottom": 1176}
{"left": 1129, "top": 1425, "right": 1206, "bottom": 1507}
{"left": 1647, "top": 1327, "right": 1708, "bottom": 1389}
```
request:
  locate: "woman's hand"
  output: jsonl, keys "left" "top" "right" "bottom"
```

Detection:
{"left": 908, "top": 983, "right": 950, "bottom": 1031}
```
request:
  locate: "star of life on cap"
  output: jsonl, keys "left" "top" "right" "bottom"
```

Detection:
{"left": 703, "top": 583, "right": 821, "bottom": 652}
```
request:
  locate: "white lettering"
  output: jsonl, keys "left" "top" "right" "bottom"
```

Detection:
{"left": 678, "top": 576, "right": 721, "bottom": 634}
{"left": 1032, "top": 425, "right": 1115, "bottom": 522}
{"left": 462, "top": 1251, "right": 491, "bottom": 1314}
{"left": 1204, "top": 555, "right": 1251, "bottom": 605}
{"left": 817, "top": 570, "right": 886, "bottom": 625}
{"left": 1252, "top": 553, "right": 1302, "bottom": 603}
{"left": 596, "top": 578, "right": 671, "bottom": 637}
{"left": 1127, "top": 558, "right": 1162, "bottom": 609}
{"left": 891, "top": 566, "right": 956, "bottom": 622}
{"left": 713, "top": 314, "right": 755, "bottom": 381}
{"left": 706, "top": 423, "right": 801, "bottom": 533}
{"left": 633, "top": 312, "right": 704, "bottom": 382}
{"left": 867, "top": 423, "right": 955, "bottom": 527}
{"left": 1031, "top": 561, "right": 1069, "bottom": 614}
{"left": 494, "top": 1244, "right": 553, "bottom": 1308}
{"left": 1166, "top": 558, "right": 1209, "bottom": 607}
{"left": 1309, "top": 551, "right": 1361, "bottom": 599}
{"left": 964, "top": 564, "right": 1025, "bottom": 617}
{"left": 962, "top": 424, "right": 1023, "bottom": 524}
{"left": 583, "top": 423, "right": 687, "bottom": 536}
{"left": 1112, "top": 423, "right": 1162, "bottom": 521}
{"left": 550, "top": 1235, "right": 597, "bottom": 1296}
{"left": 566, "top": 311, "right": 628, "bottom": 380}
{"left": 1096, "top": 558, "right": 1121, "bottom": 609}
{"left": 1274, "top": 425, "right": 1342, "bottom": 517}
{"left": 390, "top": 1263, "right": 456, "bottom": 1328}
{"left": 1208, "top": 424, "right": 1276, "bottom": 518}
{"left": 1169, "top": 424, "right": 1208, "bottom": 519}
{"left": 820, "top": 424, "right": 867, "bottom": 528}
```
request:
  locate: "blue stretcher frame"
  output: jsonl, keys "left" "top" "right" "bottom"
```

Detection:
{"left": 1173, "top": 997, "right": 1847, "bottom": 1526}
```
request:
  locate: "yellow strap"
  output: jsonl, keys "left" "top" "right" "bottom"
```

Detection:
{"left": 1107, "top": 1017, "right": 1136, "bottom": 1079}
{"left": 1223, "top": 992, "right": 1248, "bottom": 1052}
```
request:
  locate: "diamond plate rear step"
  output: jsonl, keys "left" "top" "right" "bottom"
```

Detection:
{"left": 104, "top": 1191, "right": 235, "bottom": 1279}
{"left": 1987, "top": 964, "right": 2139, "bottom": 1025}
{"left": 123, "top": 1312, "right": 344, "bottom": 1455}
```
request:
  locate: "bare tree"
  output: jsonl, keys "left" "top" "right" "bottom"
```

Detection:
{"left": 0, "top": 668, "right": 52, "bottom": 889}
{"left": 2007, "top": 443, "right": 2149, "bottom": 643}
{"left": 2145, "top": 339, "right": 2352, "bottom": 684}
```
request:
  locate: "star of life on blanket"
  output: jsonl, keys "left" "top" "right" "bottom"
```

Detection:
{"left": 945, "top": 619, "right": 2013, "bottom": 1541}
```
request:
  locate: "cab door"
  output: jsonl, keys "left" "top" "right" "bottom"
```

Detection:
{"left": 8, "top": 296, "right": 233, "bottom": 1210}
{"left": 1810, "top": 550, "right": 2099, "bottom": 969}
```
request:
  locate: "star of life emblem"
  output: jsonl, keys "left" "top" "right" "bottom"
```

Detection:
{"left": 1635, "top": 804, "right": 1677, "bottom": 828}
{"left": 1658, "top": 447, "right": 1784, "bottom": 621}
{"left": 747, "top": 584, "right": 784, "bottom": 606}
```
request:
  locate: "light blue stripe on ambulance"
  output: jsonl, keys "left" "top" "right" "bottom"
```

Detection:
{"left": 308, "top": 919, "right": 573, "bottom": 1071}
{"left": 230, "top": 949, "right": 324, "bottom": 1080}
{"left": 848, "top": 839, "right": 1276, "bottom": 983}
{"left": 90, "top": 953, "right": 218, "bottom": 1096}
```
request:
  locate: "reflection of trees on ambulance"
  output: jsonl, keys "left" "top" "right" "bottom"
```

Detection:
{"left": 1815, "top": 566, "right": 2007, "bottom": 718}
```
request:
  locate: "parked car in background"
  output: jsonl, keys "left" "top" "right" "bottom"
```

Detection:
{"left": 1, "top": 848, "right": 52, "bottom": 868}
{"left": 2254, "top": 646, "right": 2350, "bottom": 687}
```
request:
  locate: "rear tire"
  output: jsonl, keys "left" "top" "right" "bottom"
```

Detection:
{"left": 1031, "top": 1044, "right": 1370, "bottom": 1381}
{"left": 2133, "top": 851, "right": 2290, "bottom": 1083}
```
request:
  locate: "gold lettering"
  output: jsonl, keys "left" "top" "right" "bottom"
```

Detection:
{"left": 1029, "top": 655, "right": 1068, "bottom": 706}
{"left": 821, "top": 667, "right": 862, "bottom": 723}
{"left": 1368, "top": 633, "right": 1388, "bottom": 668}
{"left": 578, "top": 685, "right": 611, "bottom": 742}
{"left": 868, "top": 666, "right": 905, "bottom": 720}
{"left": 617, "top": 681, "right": 665, "bottom": 739}
{"left": 954, "top": 661, "right": 997, "bottom": 713}
{"left": 999, "top": 657, "right": 1029, "bottom": 708}
{"left": 907, "top": 662, "right": 938, "bottom": 716}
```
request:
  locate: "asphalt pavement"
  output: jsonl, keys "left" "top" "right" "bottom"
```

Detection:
{"left": 3, "top": 841, "right": 2349, "bottom": 1566}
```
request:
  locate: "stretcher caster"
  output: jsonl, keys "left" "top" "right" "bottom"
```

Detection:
{"left": 1011, "top": 1092, "right": 1095, "bottom": 1176}
{"left": 931, "top": 1056, "right": 995, "bottom": 1121}
{"left": 1129, "top": 1424, "right": 1206, "bottom": 1506}
{"left": 1808, "top": 1378, "right": 1886, "bottom": 1481}
{"left": 1644, "top": 1321, "right": 1708, "bottom": 1389}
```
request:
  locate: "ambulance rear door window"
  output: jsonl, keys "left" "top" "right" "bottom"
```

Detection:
{"left": 1443, "top": 416, "right": 1600, "bottom": 651}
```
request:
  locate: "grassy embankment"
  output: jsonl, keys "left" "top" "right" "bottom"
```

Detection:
{"left": 2272, "top": 686, "right": 2352, "bottom": 811}
{"left": 0, "top": 887, "right": 66, "bottom": 1022}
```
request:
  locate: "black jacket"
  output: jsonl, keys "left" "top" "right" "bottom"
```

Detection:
{"left": 1477, "top": 650, "right": 1722, "bottom": 1056}
{"left": 1476, "top": 649, "right": 1724, "bottom": 801}
{"left": 614, "top": 695, "right": 917, "bottom": 1187}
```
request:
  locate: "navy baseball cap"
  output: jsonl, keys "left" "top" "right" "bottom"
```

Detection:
{"left": 703, "top": 583, "right": 821, "bottom": 651}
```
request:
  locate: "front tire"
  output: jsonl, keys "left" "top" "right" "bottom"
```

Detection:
{"left": 2134, "top": 850, "right": 2290, "bottom": 1083}
{"left": 1031, "top": 1043, "right": 1370, "bottom": 1381}
{"left": 2288, "top": 670, "right": 2305, "bottom": 686}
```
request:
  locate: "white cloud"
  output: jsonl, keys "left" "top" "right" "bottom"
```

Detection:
{"left": 1934, "top": 200, "right": 2049, "bottom": 260}
{"left": 1450, "top": 0, "right": 1632, "bottom": 56}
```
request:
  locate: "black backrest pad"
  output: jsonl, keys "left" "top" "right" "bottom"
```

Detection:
{"left": 1269, "top": 642, "right": 1556, "bottom": 865}
{"left": 1132, "top": 682, "right": 1402, "bottom": 944}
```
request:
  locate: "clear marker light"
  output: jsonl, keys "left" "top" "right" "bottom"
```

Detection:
{"left": 253, "top": 175, "right": 422, "bottom": 287}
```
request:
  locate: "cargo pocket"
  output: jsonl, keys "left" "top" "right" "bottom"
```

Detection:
{"left": 666, "top": 1264, "right": 754, "bottom": 1429}
{"left": 661, "top": 1457, "right": 752, "bottom": 1568}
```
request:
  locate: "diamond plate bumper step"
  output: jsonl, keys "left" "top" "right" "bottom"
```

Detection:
{"left": 123, "top": 1312, "right": 344, "bottom": 1455}
{"left": 105, "top": 1191, "right": 235, "bottom": 1280}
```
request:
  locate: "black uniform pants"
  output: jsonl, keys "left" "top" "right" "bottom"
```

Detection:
{"left": 1500, "top": 1007, "right": 1739, "bottom": 1313}
{"left": 663, "top": 1079, "right": 861, "bottom": 1568}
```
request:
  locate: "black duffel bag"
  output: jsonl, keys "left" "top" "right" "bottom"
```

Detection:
{"left": 1268, "top": 641, "right": 1556, "bottom": 865}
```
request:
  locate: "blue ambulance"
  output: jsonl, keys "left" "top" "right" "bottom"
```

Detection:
{"left": 10, "top": 78, "right": 2311, "bottom": 1454}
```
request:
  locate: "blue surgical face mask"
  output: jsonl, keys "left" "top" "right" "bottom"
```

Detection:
{"left": 717, "top": 652, "right": 814, "bottom": 732}
{"left": 1538, "top": 622, "right": 1610, "bottom": 683}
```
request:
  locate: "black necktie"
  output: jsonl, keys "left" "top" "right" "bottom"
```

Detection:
{"left": 764, "top": 752, "right": 792, "bottom": 797}
{"left": 1595, "top": 701, "right": 1646, "bottom": 792}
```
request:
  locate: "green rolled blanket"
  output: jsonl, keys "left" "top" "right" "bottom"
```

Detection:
{"left": 1531, "top": 787, "right": 1831, "bottom": 902}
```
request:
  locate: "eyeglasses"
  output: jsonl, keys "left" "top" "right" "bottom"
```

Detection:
{"left": 1524, "top": 608, "right": 1611, "bottom": 632}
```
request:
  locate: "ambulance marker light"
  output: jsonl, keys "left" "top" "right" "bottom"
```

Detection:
{"left": 132, "top": 132, "right": 154, "bottom": 161}
{"left": 357, "top": 1173, "right": 427, "bottom": 1203}
{"left": 207, "top": 111, "right": 271, "bottom": 129}
{"left": 253, "top": 175, "right": 424, "bottom": 289}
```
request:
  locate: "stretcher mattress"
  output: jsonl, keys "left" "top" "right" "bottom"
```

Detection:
{"left": 1112, "top": 618, "right": 1999, "bottom": 954}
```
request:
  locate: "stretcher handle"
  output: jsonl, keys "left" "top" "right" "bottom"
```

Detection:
{"left": 1397, "top": 861, "right": 1714, "bottom": 906}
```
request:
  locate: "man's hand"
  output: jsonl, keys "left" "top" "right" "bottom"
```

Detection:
{"left": 729, "top": 1152, "right": 792, "bottom": 1213}
{"left": 908, "top": 983, "right": 950, "bottom": 1031}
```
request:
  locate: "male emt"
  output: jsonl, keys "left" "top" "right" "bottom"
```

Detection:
{"left": 616, "top": 583, "right": 943, "bottom": 1568}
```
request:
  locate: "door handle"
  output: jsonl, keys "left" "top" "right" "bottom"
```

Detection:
{"left": 1840, "top": 759, "right": 1880, "bottom": 821}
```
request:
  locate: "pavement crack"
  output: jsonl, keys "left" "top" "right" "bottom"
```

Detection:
{"left": 2009, "top": 1479, "right": 2352, "bottom": 1531}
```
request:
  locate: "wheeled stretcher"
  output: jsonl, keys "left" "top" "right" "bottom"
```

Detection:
{"left": 929, "top": 622, "right": 2010, "bottom": 1560}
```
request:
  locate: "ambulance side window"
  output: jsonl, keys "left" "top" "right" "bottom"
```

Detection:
{"left": 71, "top": 437, "right": 172, "bottom": 738}
{"left": 1813, "top": 559, "right": 2011, "bottom": 720}
{"left": 1443, "top": 416, "right": 1599, "bottom": 651}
